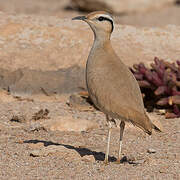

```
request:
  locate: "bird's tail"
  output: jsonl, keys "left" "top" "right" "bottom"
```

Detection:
{"left": 152, "top": 123, "right": 162, "bottom": 132}
{"left": 128, "top": 110, "right": 162, "bottom": 135}
{"left": 143, "top": 121, "right": 162, "bottom": 135}
{"left": 144, "top": 113, "right": 162, "bottom": 135}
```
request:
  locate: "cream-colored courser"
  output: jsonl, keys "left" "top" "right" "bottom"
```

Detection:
{"left": 72, "top": 11, "right": 161, "bottom": 164}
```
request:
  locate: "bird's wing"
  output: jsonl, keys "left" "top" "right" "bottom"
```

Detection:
{"left": 87, "top": 50, "right": 152, "bottom": 133}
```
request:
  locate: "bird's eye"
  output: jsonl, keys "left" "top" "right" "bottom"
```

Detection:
{"left": 98, "top": 16, "right": 104, "bottom": 21}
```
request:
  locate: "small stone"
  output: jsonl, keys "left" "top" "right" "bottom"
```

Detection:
{"left": 16, "top": 140, "right": 24, "bottom": 144}
{"left": 67, "top": 93, "right": 94, "bottom": 111}
{"left": 156, "top": 109, "right": 166, "bottom": 115}
{"left": 132, "top": 159, "right": 145, "bottom": 164}
{"left": 29, "top": 142, "right": 44, "bottom": 149}
{"left": 10, "top": 115, "right": 26, "bottom": 123}
{"left": 97, "top": 166, "right": 105, "bottom": 172}
{"left": 147, "top": 148, "right": 156, "bottom": 153}
{"left": 159, "top": 167, "right": 168, "bottom": 173}
{"left": 30, "top": 150, "right": 43, "bottom": 157}
{"left": 26, "top": 123, "right": 47, "bottom": 132}
{"left": 31, "top": 109, "right": 50, "bottom": 121}
{"left": 81, "top": 155, "right": 96, "bottom": 163}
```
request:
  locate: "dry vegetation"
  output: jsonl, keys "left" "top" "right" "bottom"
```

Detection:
{"left": 131, "top": 57, "right": 180, "bottom": 118}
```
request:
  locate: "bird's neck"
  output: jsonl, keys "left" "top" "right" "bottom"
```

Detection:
{"left": 92, "top": 34, "right": 114, "bottom": 56}
{"left": 87, "top": 33, "right": 114, "bottom": 70}
{"left": 93, "top": 31, "right": 111, "bottom": 46}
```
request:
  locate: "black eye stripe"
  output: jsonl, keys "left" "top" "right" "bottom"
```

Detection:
{"left": 97, "top": 16, "right": 114, "bottom": 32}
{"left": 98, "top": 16, "right": 111, "bottom": 22}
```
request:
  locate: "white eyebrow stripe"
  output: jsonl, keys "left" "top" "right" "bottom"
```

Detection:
{"left": 96, "top": 14, "right": 113, "bottom": 21}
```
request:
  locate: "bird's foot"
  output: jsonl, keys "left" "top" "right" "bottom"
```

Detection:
{"left": 115, "top": 156, "right": 127, "bottom": 164}
{"left": 103, "top": 159, "right": 109, "bottom": 165}
{"left": 115, "top": 159, "right": 121, "bottom": 164}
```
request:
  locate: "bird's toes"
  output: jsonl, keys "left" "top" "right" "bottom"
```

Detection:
{"left": 103, "top": 159, "right": 109, "bottom": 165}
{"left": 115, "top": 159, "right": 121, "bottom": 164}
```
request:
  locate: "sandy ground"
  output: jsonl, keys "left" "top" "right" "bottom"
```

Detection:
{"left": 0, "top": 1, "right": 180, "bottom": 179}
{"left": 0, "top": 93, "right": 179, "bottom": 179}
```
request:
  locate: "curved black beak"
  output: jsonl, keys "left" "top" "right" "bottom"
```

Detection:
{"left": 72, "top": 16, "right": 87, "bottom": 21}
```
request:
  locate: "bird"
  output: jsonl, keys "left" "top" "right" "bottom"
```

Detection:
{"left": 72, "top": 11, "right": 161, "bottom": 164}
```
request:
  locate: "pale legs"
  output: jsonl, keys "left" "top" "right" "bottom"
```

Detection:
{"left": 104, "top": 115, "right": 112, "bottom": 164}
{"left": 117, "top": 121, "right": 125, "bottom": 163}
{"left": 104, "top": 117, "right": 125, "bottom": 164}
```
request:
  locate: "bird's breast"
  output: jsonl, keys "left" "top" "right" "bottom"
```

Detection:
{"left": 85, "top": 46, "right": 145, "bottom": 117}
{"left": 86, "top": 54, "right": 117, "bottom": 114}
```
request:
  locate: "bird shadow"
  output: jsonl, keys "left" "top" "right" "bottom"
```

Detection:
{"left": 23, "top": 139, "right": 117, "bottom": 162}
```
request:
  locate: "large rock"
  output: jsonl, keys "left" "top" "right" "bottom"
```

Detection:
{"left": 71, "top": 0, "right": 175, "bottom": 14}
{"left": 0, "top": 12, "right": 179, "bottom": 95}
{"left": 0, "top": 0, "right": 70, "bottom": 16}
{"left": 42, "top": 116, "right": 98, "bottom": 132}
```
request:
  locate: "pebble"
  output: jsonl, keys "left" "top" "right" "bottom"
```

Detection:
{"left": 157, "top": 109, "right": 166, "bottom": 114}
{"left": 81, "top": 155, "right": 96, "bottom": 163}
{"left": 29, "top": 142, "right": 44, "bottom": 149}
{"left": 147, "top": 148, "right": 156, "bottom": 153}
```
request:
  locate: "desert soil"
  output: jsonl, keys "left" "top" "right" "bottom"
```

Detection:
{"left": 0, "top": 92, "right": 179, "bottom": 179}
{"left": 0, "top": 1, "right": 180, "bottom": 179}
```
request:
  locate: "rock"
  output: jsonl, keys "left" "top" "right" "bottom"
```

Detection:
{"left": 30, "top": 149, "right": 43, "bottom": 157}
{"left": 81, "top": 155, "right": 96, "bottom": 163}
{"left": 155, "top": 109, "right": 166, "bottom": 115}
{"left": 31, "top": 109, "right": 50, "bottom": 121}
{"left": 42, "top": 116, "right": 98, "bottom": 132}
{"left": 29, "top": 145, "right": 63, "bottom": 157}
{"left": 159, "top": 166, "right": 168, "bottom": 173}
{"left": 176, "top": 0, "right": 180, "bottom": 5}
{"left": 67, "top": 93, "right": 94, "bottom": 111}
{"left": 10, "top": 115, "right": 26, "bottom": 123}
{"left": 132, "top": 159, "right": 146, "bottom": 164}
{"left": 28, "top": 142, "right": 44, "bottom": 149}
{"left": 26, "top": 122, "right": 47, "bottom": 132}
{"left": 30, "top": 145, "right": 81, "bottom": 161}
{"left": 0, "top": 13, "right": 179, "bottom": 96}
{"left": 0, "top": 0, "right": 70, "bottom": 16}
{"left": 147, "top": 148, "right": 156, "bottom": 153}
{"left": 71, "top": 0, "right": 174, "bottom": 14}
{"left": 6, "top": 66, "right": 85, "bottom": 96}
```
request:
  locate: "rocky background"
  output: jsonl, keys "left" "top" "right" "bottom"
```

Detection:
{"left": 0, "top": 0, "right": 179, "bottom": 179}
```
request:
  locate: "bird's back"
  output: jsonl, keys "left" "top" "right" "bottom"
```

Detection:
{"left": 86, "top": 41, "right": 153, "bottom": 134}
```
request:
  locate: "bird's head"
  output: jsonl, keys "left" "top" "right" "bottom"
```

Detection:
{"left": 72, "top": 11, "right": 114, "bottom": 39}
